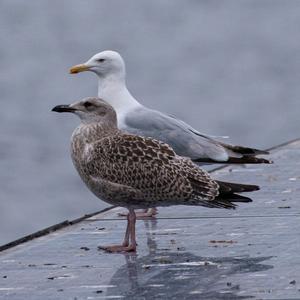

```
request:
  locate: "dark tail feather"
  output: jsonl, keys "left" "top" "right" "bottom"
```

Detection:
{"left": 196, "top": 181, "right": 258, "bottom": 210}
{"left": 216, "top": 180, "right": 259, "bottom": 194}
{"left": 193, "top": 156, "right": 272, "bottom": 164}
{"left": 216, "top": 193, "right": 253, "bottom": 203}
{"left": 199, "top": 193, "right": 253, "bottom": 210}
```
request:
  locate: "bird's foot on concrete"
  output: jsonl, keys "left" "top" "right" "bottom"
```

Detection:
{"left": 136, "top": 208, "right": 158, "bottom": 218}
{"left": 118, "top": 208, "right": 158, "bottom": 219}
{"left": 98, "top": 244, "right": 136, "bottom": 253}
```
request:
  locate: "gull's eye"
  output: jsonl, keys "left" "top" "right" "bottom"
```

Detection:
{"left": 84, "top": 101, "right": 93, "bottom": 108}
{"left": 97, "top": 58, "right": 105, "bottom": 63}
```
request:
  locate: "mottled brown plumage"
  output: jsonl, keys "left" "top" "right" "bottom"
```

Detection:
{"left": 52, "top": 97, "right": 260, "bottom": 252}
{"left": 72, "top": 131, "right": 221, "bottom": 208}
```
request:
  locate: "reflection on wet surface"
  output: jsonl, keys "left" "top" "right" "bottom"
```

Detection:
{"left": 105, "top": 220, "right": 272, "bottom": 300}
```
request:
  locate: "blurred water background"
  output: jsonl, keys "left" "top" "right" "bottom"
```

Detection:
{"left": 0, "top": 0, "right": 299, "bottom": 245}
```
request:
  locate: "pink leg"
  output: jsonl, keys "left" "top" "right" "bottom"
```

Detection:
{"left": 99, "top": 209, "right": 137, "bottom": 253}
{"left": 122, "top": 215, "right": 130, "bottom": 246}
{"left": 128, "top": 208, "right": 137, "bottom": 249}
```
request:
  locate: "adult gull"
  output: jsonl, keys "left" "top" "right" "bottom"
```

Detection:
{"left": 69, "top": 50, "right": 271, "bottom": 165}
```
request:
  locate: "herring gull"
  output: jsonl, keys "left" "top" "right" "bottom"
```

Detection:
{"left": 69, "top": 50, "right": 271, "bottom": 165}
{"left": 52, "top": 97, "right": 260, "bottom": 253}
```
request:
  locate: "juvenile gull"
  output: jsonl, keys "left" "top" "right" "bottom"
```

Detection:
{"left": 52, "top": 97, "right": 260, "bottom": 253}
{"left": 69, "top": 50, "right": 271, "bottom": 165}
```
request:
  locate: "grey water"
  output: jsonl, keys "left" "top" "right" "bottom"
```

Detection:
{"left": 0, "top": 0, "right": 300, "bottom": 245}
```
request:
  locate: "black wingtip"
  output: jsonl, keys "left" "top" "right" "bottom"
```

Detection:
{"left": 192, "top": 156, "right": 273, "bottom": 164}
{"left": 226, "top": 157, "right": 273, "bottom": 164}
{"left": 247, "top": 184, "right": 260, "bottom": 191}
{"left": 249, "top": 149, "right": 269, "bottom": 155}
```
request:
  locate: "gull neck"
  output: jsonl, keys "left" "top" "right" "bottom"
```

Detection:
{"left": 97, "top": 75, "right": 141, "bottom": 118}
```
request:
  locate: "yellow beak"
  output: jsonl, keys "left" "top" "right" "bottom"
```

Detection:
{"left": 69, "top": 64, "right": 90, "bottom": 74}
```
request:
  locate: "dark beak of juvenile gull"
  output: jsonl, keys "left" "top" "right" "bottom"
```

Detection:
{"left": 51, "top": 105, "right": 76, "bottom": 113}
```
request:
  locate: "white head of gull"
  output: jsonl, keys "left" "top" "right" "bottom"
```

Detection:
{"left": 70, "top": 51, "right": 141, "bottom": 121}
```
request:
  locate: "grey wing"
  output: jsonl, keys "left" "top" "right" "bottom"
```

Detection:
{"left": 122, "top": 107, "right": 229, "bottom": 162}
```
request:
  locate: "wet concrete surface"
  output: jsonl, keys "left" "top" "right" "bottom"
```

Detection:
{"left": 0, "top": 140, "right": 300, "bottom": 299}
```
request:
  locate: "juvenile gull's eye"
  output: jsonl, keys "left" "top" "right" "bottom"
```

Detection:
{"left": 84, "top": 101, "right": 93, "bottom": 108}
{"left": 97, "top": 58, "right": 105, "bottom": 62}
